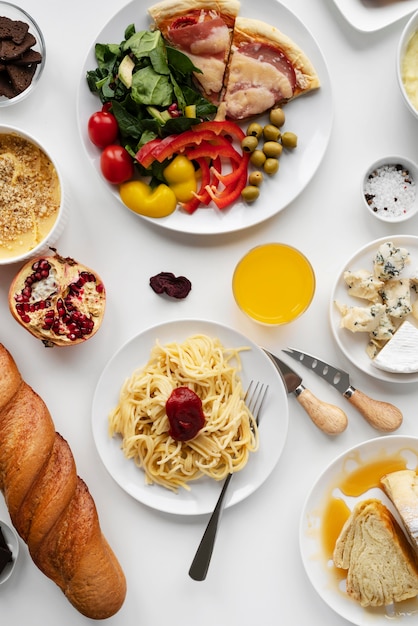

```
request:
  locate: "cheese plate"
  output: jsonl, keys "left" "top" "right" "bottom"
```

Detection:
{"left": 300, "top": 435, "right": 418, "bottom": 624}
{"left": 330, "top": 235, "right": 418, "bottom": 383}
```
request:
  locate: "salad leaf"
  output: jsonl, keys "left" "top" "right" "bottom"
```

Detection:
{"left": 86, "top": 23, "right": 217, "bottom": 164}
{"left": 131, "top": 66, "right": 173, "bottom": 106}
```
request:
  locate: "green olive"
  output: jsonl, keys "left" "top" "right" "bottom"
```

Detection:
{"left": 246, "top": 122, "right": 263, "bottom": 138}
{"left": 281, "top": 131, "right": 298, "bottom": 148}
{"left": 250, "top": 149, "right": 266, "bottom": 168}
{"left": 263, "top": 124, "right": 281, "bottom": 142}
{"left": 241, "top": 135, "right": 259, "bottom": 152}
{"left": 263, "top": 141, "right": 283, "bottom": 158}
{"left": 248, "top": 171, "right": 264, "bottom": 186}
{"left": 264, "top": 158, "right": 279, "bottom": 175}
{"left": 241, "top": 185, "right": 260, "bottom": 203}
{"left": 269, "top": 107, "right": 286, "bottom": 127}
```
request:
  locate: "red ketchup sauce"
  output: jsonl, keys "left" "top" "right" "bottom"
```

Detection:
{"left": 166, "top": 387, "right": 205, "bottom": 441}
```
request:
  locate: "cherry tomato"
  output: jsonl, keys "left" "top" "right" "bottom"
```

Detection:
{"left": 100, "top": 145, "right": 134, "bottom": 184}
{"left": 88, "top": 111, "right": 118, "bottom": 148}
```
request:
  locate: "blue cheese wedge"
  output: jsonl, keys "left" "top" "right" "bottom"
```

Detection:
{"left": 373, "top": 241, "right": 410, "bottom": 280}
{"left": 379, "top": 278, "right": 412, "bottom": 319}
{"left": 372, "top": 320, "right": 418, "bottom": 373}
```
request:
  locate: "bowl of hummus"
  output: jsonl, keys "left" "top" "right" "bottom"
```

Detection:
{"left": 0, "top": 125, "right": 68, "bottom": 265}
{"left": 397, "top": 9, "right": 418, "bottom": 120}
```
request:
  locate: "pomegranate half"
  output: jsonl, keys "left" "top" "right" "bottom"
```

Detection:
{"left": 9, "top": 250, "right": 106, "bottom": 347}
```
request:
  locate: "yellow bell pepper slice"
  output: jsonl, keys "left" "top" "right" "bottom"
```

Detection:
{"left": 163, "top": 155, "right": 197, "bottom": 203}
{"left": 119, "top": 181, "right": 177, "bottom": 218}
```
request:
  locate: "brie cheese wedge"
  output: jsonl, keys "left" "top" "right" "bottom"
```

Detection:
{"left": 372, "top": 320, "right": 418, "bottom": 373}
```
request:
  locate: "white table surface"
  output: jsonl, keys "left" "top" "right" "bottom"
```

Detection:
{"left": 2, "top": 0, "right": 418, "bottom": 624}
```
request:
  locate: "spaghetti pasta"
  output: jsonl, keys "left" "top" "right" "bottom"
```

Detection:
{"left": 108, "top": 334, "right": 259, "bottom": 492}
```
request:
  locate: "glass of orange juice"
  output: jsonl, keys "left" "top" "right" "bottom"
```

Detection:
{"left": 232, "top": 243, "right": 316, "bottom": 325}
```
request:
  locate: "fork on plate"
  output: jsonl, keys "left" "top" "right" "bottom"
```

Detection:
{"left": 188, "top": 381, "right": 269, "bottom": 581}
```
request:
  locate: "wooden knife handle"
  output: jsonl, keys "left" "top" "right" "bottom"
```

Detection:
{"left": 296, "top": 387, "right": 348, "bottom": 435}
{"left": 347, "top": 388, "right": 403, "bottom": 432}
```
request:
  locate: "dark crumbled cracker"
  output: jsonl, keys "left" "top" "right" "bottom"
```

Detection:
{"left": 0, "top": 32, "right": 36, "bottom": 60}
{"left": 0, "top": 70, "right": 17, "bottom": 97}
{"left": 0, "top": 16, "right": 28, "bottom": 43}
{"left": 13, "top": 49, "right": 42, "bottom": 65}
{"left": 7, "top": 63, "right": 36, "bottom": 93}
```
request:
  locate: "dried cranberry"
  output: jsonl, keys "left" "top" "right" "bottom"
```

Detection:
{"left": 149, "top": 272, "right": 191, "bottom": 299}
{"left": 166, "top": 387, "right": 205, "bottom": 441}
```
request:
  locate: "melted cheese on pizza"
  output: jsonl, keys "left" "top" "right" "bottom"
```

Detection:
{"left": 187, "top": 52, "right": 226, "bottom": 93}
{"left": 220, "top": 51, "right": 293, "bottom": 119}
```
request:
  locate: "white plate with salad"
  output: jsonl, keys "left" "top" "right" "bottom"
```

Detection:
{"left": 77, "top": 0, "right": 333, "bottom": 235}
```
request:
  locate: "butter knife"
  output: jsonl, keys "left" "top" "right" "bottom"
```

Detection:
{"left": 283, "top": 348, "right": 403, "bottom": 432}
{"left": 264, "top": 350, "right": 347, "bottom": 435}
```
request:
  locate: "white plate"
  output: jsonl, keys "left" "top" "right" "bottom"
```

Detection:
{"left": 300, "top": 435, "right": 418, "bottom": 624}
{"left": 332, "top": 0, "right": 418, "bottom": 32}
{"left": 76, "top": 0, "right": 333, "bottom": 236}
{"left": 92, "top": 319, "right": 289, "bottom": 515}
{"left": 330, "top": 235, "right": 418, "bottom": 383}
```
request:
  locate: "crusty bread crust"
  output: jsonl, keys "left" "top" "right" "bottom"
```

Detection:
{"left": 0, "top": 343, "right": 126, "bottom": 619}
{"left": 148, "top": 0, "right": 240, "bottom": 33}
{"left": 333, "top": 498, "right": 418, "bottom": 607}
{"left": 230, "top": 17, "right": 320, "bottom": 95}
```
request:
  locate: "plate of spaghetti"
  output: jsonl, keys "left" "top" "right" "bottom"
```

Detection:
{"left": 92, "top": 319, "right": 289, "bottom": 515}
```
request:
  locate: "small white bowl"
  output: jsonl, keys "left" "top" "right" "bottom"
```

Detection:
{"left": 0, "top": 124, "right": 69, "bottom": 265}
{"left": 0, "top": 2, "right": 45, "bottom": 106}
{"left": 362, "top": 156, "right": 418, "bottom": 223}
{"left": 397, "top": 9, "right": 418, "bottom": 120}
{"left": 0, "top": 520, "right": 19, "bottom": 585}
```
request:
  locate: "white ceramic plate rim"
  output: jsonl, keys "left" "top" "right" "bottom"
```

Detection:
{"left": 91, "top": 319, "right": 289, "bottom": 515}
{"left": 299, "top": 434, "right": 418, "bottom": 624}
{"left": 76, "top": 0, "right": 333, "bottom": 236}
{"left": 330, "top": 235, "right": 418, "bottom": 383}
{"left": 331, "top": 0, "right": 418, "bottom": 32}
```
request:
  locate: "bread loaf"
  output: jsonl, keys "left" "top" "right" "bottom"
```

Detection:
{"left": 381, "top": 469, "right": 418, "bottom": 551}
{"left": 333, "top": 498, "right": 418, "bottom": 607}
{"left": 0, "top": 344, "right": 126, "bottom": 619}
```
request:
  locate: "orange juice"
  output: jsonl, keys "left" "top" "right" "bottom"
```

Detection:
{"left": 232, "top": 243, "right": 315, "bottom": 325}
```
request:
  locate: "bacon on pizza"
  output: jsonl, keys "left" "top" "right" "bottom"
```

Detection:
{"left": 148, "top": 0, "right": 240, "bottom": 104}
{"left": 216, "top": 17, "right": 320, "bottom": 120}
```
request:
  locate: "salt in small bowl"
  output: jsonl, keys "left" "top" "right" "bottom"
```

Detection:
{"left": 362, "top": 156, "right": 418, "bottom": 223}
{"left": 0, "top": 520, "right": 19, "bottom": 585}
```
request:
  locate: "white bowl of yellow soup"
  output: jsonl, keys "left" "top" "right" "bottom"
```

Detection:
{"left": 0, "top": 125, "right": 68, "bottom": 265}
{"left": 397, "top": 9, "right": 418, "bottom": 120}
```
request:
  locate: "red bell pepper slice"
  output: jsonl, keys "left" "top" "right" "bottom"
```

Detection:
{"left": 192, "top": 120, "right": 246, "bottom": 143}
{"left": 181, "top": 157, "right": 211, "bottom": 214}
{"left": 205, "top": 159, "right": 248, "bottom": 210}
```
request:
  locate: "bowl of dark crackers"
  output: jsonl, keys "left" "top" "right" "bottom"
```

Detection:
{"left": 0, "top": 520, "right": 19, "bottom": 585}
{"left": 0, "top": 2, "right": 45, "bottom": 106}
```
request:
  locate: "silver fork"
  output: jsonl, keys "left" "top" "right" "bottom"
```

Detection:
{"left": 188, "top": 381, "right": 268, "bottom": 581}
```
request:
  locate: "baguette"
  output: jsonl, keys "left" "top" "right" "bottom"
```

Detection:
{"left": 333, "top": 498, "right": 418, "bottom": 607}
{"left": 0, "top": 343, "right": 126, "bottom": 619}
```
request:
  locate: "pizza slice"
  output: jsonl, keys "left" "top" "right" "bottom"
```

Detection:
{"left": 216, "top": 17, "right": 320, "bottom": 120}
{"left": 148, "top": 0, "right": 240, "bottom": 104}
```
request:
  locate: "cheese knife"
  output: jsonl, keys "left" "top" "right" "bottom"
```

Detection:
{"left": 283, "top": 348, "right": 403, "bottom": 432}
{"left": 264, "top": 349, "right": 348, "bottom": 435}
